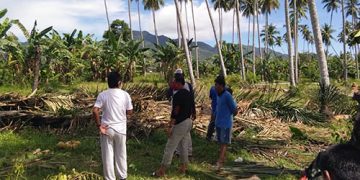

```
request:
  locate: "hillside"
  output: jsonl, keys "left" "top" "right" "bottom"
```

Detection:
{"left": 133, "top": 31, "right": 285, "bottom": 60}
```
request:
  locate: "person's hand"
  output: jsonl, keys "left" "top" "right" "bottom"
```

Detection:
{"left": 191, "top": 114, "right": 196, "bottom": 120}
{"left": 99, "top": 124, "right": 108, "bottom": 135}
{"left": 167, "top": 127, "right": 173, "bottom": 138}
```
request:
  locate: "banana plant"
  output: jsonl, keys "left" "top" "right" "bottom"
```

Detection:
{"left": 25, "top": 21, "right": 52, "bottom": 94}
{"left": 120, "top": 39, "right": 149, "bottom": 82}
{"left": 152, "top": 39, "right": 184, "bottom": 82}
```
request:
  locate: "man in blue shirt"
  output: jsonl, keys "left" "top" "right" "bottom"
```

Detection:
{"left": 214, "top": 75, "right": 238, "bottom": 170}
{"left": 207, "top": 85, "right": 233, "bottom": 141}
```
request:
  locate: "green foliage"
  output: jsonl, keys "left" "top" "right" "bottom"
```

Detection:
{"left": 262, "top": 58, "right": 288, "bottom": 82}
{"left": 152, "top": 39, "right": 184, "bottom": 82}
{"left": 249, "top": 88, "right": 325, "bottom": 124}
{"left": 103, "top": 19, "right": 131, "bottom": 42}
{"left": 246, "top": 71, "right": 261, "bottom": 84}
{"left": 311, "top": 83, "right": 356, "bottom": 115}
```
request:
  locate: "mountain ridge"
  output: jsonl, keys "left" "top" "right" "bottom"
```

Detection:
{"left": 133, "top": 30, "right": 285, "bottom": 60}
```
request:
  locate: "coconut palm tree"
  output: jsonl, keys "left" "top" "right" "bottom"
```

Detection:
{"left": 261, "top": 0, "right": 280, "bottom": 55}
{"left": 212, "top": 0, "right": 230, "bottom": 49}
{"left": 308, "top": 0, "right": 330, "bottom": 86}
{"left": 103, "top": 0, "right": 111, "bottom": 30}
{"left": 275, "top": 36, "right": 285, "bottom": 53}
{"left": 252, "top": 0, "right": 257, "bottom": 77}
{"left": 132, "top": 0, "right": 146, "bottom": 75}
{"left": 321, "top": 23, "right": 335, "bottom": 57}
{"left": 322, "top": 0, "right": 340, "bottom": 26}
{"left": 260, "top": 24, "right": 280, "bottom": 53}
{"left": 341, "top": 0, "right": 347, "bottom": 81}
{"left": 132, "top": 0, "right": 144, "bottom": 46}
{"left": 205, "top": 0, "right": 227, "bottom": 77}
{"left": 299, "top": 24, "right": 314, "bottom": 53}
{"left": 179, "top": 0, "right": 191, "bottom": 38}
{"left": 174, "top": 0, "right": 196, "bottom": 86}
{"left": 285, "top": 0, "right": 296, "bottom": 86}
{"left": 241, "top": 0, "right": 254, "bottom": 53}
{"left": 345, "top": 0, "right": 360, "bottom": 79}
{"left": 235, "top": 0, "right": 246, "bottom": 80}
{"left": 143, "top": 0, "right": 164, "bottom": 45}
{"left": 190, "top": 0, "right": 200, "bottom": 78}
{"left": 256, "top": 0, "right": 263, "bottom": 78}
{"left": 128, "top": 0, "right": 133, "bottom": 39}
{"left": 290, "top": 0, "right": 308, "bottom": 83}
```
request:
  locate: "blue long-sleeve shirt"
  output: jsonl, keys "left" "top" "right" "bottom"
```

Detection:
{"left": 215, "top": 90, "right": 237, "bottom": 128}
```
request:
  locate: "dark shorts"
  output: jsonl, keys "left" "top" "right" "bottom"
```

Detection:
{"left": 216, "top": 127, "right": 231, "bottom": 144}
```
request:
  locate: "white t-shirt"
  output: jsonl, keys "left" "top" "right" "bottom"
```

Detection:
{"left": 94, "top": 88, "right": 133, "bottom": 135}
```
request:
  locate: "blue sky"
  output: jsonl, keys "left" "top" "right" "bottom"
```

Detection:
{"left": 0, "top": 0, "right": 350, "bottom": 55}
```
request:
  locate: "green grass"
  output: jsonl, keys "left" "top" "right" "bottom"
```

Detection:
{"left": 0, "top": 84, "right": 32, "bottom": 96}
{"left": 0, "top": 127, "right": 303, "bottom": 180}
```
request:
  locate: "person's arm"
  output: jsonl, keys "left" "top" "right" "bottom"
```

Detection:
{"left": 92, "top": 107, "right": 101, "bottom": 127}
{"left": 168, "top": 104, "right": 179, "bottom": 138}
{"left": 93, "top": 94, "right": 107, "bottom": 135}
{"left": 227, "top": 93, "right": 238, "bottom": 116}
{"left": 92, "top": 107, "right": 107, "bottom": 134}
{"left": 126, "top": 93, "right": 134, "bottom": 117}
{"left": 126, "top": 110, "right": 133, "bottom": 115}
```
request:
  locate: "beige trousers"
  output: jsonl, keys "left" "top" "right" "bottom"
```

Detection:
{"left": 161, "top": 118, "right": 192, "bottom": 167}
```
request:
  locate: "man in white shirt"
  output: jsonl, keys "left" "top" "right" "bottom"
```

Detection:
{"left": 93, "top": 72, "right": 133, "bottom": 180}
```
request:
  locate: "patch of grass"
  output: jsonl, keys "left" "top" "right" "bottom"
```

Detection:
{"left": 0, "top": 127, "right": 302, "bottom": 179}
{"left": 133, "top": 73, "right": 166, "bottom": 85}
{"left": 0, "top": 84, "right": 32, "bottom": 96}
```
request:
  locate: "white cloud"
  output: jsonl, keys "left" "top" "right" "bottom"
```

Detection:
{"left": 1, "top": 0, "right": 255, "bottom": 43}
{"left": 1, "top": 0, "right": 126, "bottom": 40}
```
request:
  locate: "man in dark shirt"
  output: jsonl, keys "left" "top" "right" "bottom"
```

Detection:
{"left": 153, "top": 76, "right": 194, "bottom": 177}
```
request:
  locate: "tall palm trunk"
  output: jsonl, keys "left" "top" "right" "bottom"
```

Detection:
{"left": 174, "top": 0, "right": 196, "bottom": 86}
{"left": 308, "top": 0, "right": 330, "bottom": 86}
{"left": 152, "top": 9, "right": 159, "bottom": 45}
{"left": 352, "top": 14, "right": 359, "bottom": 79}
{"left": 219, "top": 8, "right": 223, "bottom": 49}
{"left": 185, "top": 1, "right": 190, "bottom": 38}
{"left": 103, "top": 0, "right": 110, "bottom": 30}
{"left": 137, "top": 1, "right": 144, "bottom": 47}
{"left": 341, "top": 0, "right": 347, "bottom": 81}
{"left": 256, "top": 2, "right": 262, "bottom": 80}
{"left": 205, "top": 0, "right": 227, "bottom": 77}
{"left": 285, "top": 0, "right": 296, "bottom": 86}
{"left": 294, "top": 0, "right": 299, "bottom": 83}
{"left": 247, "top": 17, "right": 251, "bottom": 53}
{"left": 184, "top": 1, "right": 193, "bottom": 75}
{"left": 265, "top": 12, "right": 269, "bottom": 55}
{"left": 232, "top": 10, "right": 235, "bottom": 45}
{"left": 235, "top": 0, "right": 246, "bottom": 80}
{"left": 128, "top": 0, "right": 133, "bottom": 39}
{"left": 177, "top": 12, "right": 181, "bottom": 47}
{"left": 190, "top": 0, "right": 200, "bottom": 78}
{"left": 137, "top": 0, "right": 146, "bottom": 75}
{"left": 252, "top": 0, "right": 256, "bottom": 76}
